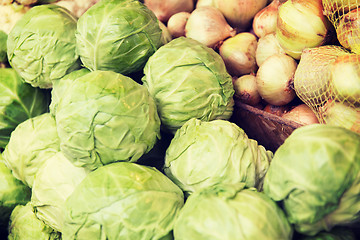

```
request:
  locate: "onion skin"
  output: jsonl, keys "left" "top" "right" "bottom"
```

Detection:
{"left": 252, "top": 0, "right": 282, "bottom": 38}
{"left": 233, "top": 74, "right": 261, "bottom": 106}
{"left": 255, "top": 32, "right": 286, "bottom": 67}
{"left": 282, "top": 104, "right": 319, "bottom": 125}
{"left": 144, "top": 0, "right": 194, "bottom": 23}
{"left": 336, "top": 8, "right": 360, "bottom": 54}
{"left": 276, "top": 0, "right": 333, "bottom": 59}
{"left": 219, "top": 32, "right": 258, "bottom": 77}
{"left": 256, "top": 54, "right": 297, "bottom": 106}
{"left": 167, "top": 12, "right": 191, "bottom": 38}
{"left": 185, "top": 6, "right": 236, "bottom": 49}
{"left": 330, "top": 54, "right": 360, "bottom": 105}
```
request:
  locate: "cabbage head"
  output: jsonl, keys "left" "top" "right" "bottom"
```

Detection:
{"left": 142, "top": 37, "right": 235, "bottom": 133}
{"left": 0, "top": 30, "right": 7, "bottom": 63}
{"left": 76, "top": 0, "right": 162, "bottom": 75}
{"left": 8, "top": 203, "right": 61, "bottom": 240}
{"left": 0, "top": 68, "right": 48, "bottom": 150}
{"left": 31, "top": 152, "right": 89, "bottom": 232}
{"left": 51, "top": 70, "right": 161, "bottom": 170}
{"left": 7, "top": 4, "right": 79, "bottom": 88}
{"left": 2, "top": 113, "right": 60, "bottom": 187}
{"left": 63, "top": 162, "right": 184, "bottom": 240}
{"left": 164, "top": 118, "right": 272, "bottom": 195}
{"left": 173, "top": 183, "right": 293, "bottom": 240}
{"left": 263, "top": 124, "right": 360, "bottom": 236}
{"left": 0, "top": 155, "right": 30, "bottom": 230}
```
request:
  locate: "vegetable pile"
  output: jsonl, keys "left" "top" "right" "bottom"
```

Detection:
{"left": 0, "top": 0, "right": 360, "bottom": 239}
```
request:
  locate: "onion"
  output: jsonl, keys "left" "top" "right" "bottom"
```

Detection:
{"left": 215, "top": 0, "right": 268, "bottom": 32}
{"left": 195, "top": 0, "right": 216, "bottom": 8}
{"left": 282, "top": 104, "right": 319, "bottom": 125}
{"left": 320, "top": 100, "right": 360, "bottom": 133}
{"left": 232, "top": 74, "right": 261, "bottom": 106}
{"left": 167, "top": 12, "right": 191, "bottom": 38}
{"left": 263, "top": 104, "right": 290, "bottom": 116}
{"left": 336, "top": 8, "right": 360, "bottom": 54}
{"left": 276, "top": 0, "right": 333, "bottom": 59}
{"left": 293, "top": 45, "right": 350, "bottom": 108}
{"left": 219, "top": 32, "right": 258, "bottom": 77}
{"left": 256, "top": 54, "right": 297, "bottom": 106}
{"left": 330, "top": 54, "right": 360, "bottom": 105}
{"left": 144, "top": 0, "right": 194, "bottom": 23}
{"left": 252, "top": 0, "right": 282, "bottom": 38}
{"left": 55, "top": 0, "right": 100, "bottom": 18}
{"left": 255, "top": 32, "right": 286, "bottom": 67}
{"left": 185, "top": 6, "right": 236, "bottom": 49}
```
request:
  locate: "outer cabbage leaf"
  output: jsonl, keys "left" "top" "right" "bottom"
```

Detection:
{"left": 2, "top": 113, "right": 60, "bottom": 187}
{"left": 0, "top": 30, "right": 7, "bottom": 63}
{"left": 63, "top": 162, "right": 184, "bottom": 240}
{"left": 0, "top": 68, "right": 49, "bottom": 149}
{"left": 8, "top": 203, "right": 61, "bottom": 240}
{"left": 263, "top": 124, "right": 360, "bottom": 236}
{"left": 31, "top": 152, "right": 89, "bottom": 232}
{"left": 76, "top": 0, "right": 162, "bottom": 75}
{"left": 51, "top": 70, "right": 161, "bottom": 170}
{"left": 7, "top": 4, "right": 79, "bottom": 88}
{"left": 164, "top": 118, "right": 272, "bottom": 195}
{"left": 173, "top": 183, "right": 293, "bottom": 240}
{"left": 142, "top": 37, "right": 235, "bottom": 133}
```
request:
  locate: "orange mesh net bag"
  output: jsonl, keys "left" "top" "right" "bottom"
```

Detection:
{"left": 293, "top": 1, "right": 360, "bottom": 134}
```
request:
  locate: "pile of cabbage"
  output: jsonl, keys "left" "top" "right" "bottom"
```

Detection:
{"left": 0, "top": 0, "right": 360, "bottom": 239}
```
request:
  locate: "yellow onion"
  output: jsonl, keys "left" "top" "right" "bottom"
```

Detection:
{"left": 336, "top": 8, "right": 360, "bottom": 54}
{"left": 144, "top": 0, "right": 194, "bottom": 23}
{"left": 252, "top": 0, "right": 282, "bottom": 38}
{"left": 167, "top": 12, "right": 191, "bottom": 38}
{"left": 322, "top": 0, "right": 360, "bottom": 26}
{"left": 282, "top": 104, "right": 319, "bottom": 125}
{"left": 185, "top": 6, "right": 236, "bottom": 49}
{"left": 195, "top": 0, "right": 216, "bottom": 8}
{"left": 232, "top": 74, "right": 261, "bottom": 106}
{"left": 276, "top": 0, "right": 333, "bottom": 59}
{"left": 256, "top": 54, "right": 297, "bottom": 106}
{"left": 219, "top": 32, "right": 258, "bottom": 77}
{"left": 330, "top": 54, "right": 360, "bottom": 105}
{"left": 255, "top": 32, "right": 286, "bottom": 67}
{"left": 294, "top": 45, "right": 350, "bottom": 108}
{"left": 320, "top": 100, "right": 360, "bottom": 133}
{"left": 263, "top": 103, "right": 291, "bottom": 116}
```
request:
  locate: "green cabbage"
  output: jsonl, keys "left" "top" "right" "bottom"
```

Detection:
{"left": 0, "top": 68, "right": 49, "bottom": 150}
{"left": 263, "top": 124, "right": 360, "bottom": 236}
{"left": 76, "top": 0, "right": 162, "bottom": 75}
{"left": 7, "top": 4, "right": 79, "bottom": 88}
{"left": 63, "top": 162, "right": 184, "bottom": 240}
{"left": 0, "top": 30, "right": 7, "bottom": 63}
{"left": 174, "top": 183, "right": 293, "bottom": 240}
{"left": 2, "top": 113, "right": 60, "bottom": 187}
{"left": 142, "top": 37, "right": 235, "bottom": 133}
{"left": 164, "top": 118, "right": 272, "bottom": 195}
{"left": 51, "top": 70, "right": 161, "bottom": 170}
{"left": 8, "top": 203, "right": 61, "bottom": 240}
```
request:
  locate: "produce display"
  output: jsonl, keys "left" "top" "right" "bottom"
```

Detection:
{"left": 0, "top": 0, "right": 359, "bottom": 239}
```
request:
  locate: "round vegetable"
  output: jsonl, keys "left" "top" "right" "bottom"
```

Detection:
{"left": 142, "top": 37, "right": 235, "bottom": 133}
{"left": 63, "top": 162, "right": 184, "bottom": 240}
{"left": 164, "top": 118, "right": 273, "bottom": 195}
{"left": 174, "top": 183, "right": 293, "bottom": 240}
{"left": 0, "top": 68, "right": 49, "bottom": 150}
{"left": 51, "top": 70, "right": 161, "bottom": 170}
{"left": 76, "top": 0, "right": 162, "bottom": 75}
{"left": 7, "top": 4, "right": 79, "bottom": 88}
{"left": 263, "top": 124, "right": 360, "bottom": 236}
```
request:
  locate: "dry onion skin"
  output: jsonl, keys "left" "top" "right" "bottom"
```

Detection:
{"left": 233, "top": 74, "right": 261, "bottom": 106}
{"left": 144, "top": 0, "right": 194, "bottom": 23}
{"left": 167, "top": 11, "right": 191, "bottom": 38}
{"left": 336, "top": 8, "right": 360, "bottom": 54}
{"left": 256, "top": 53, "right": 297, "bottom": 106}
{"left": 185, "top": 6, "right": 236, "bottom": 49}
{"left": 255, "top": 32, "right": 286, "bottom": 67}
{"left": 252, "top": 0, "right": 282, "bottom": 38}
{"left": 282, "top": 104, "right": 319, "bottom": 125}
{"left": 219, "top": 32, "right": 258, "bottom": 77}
